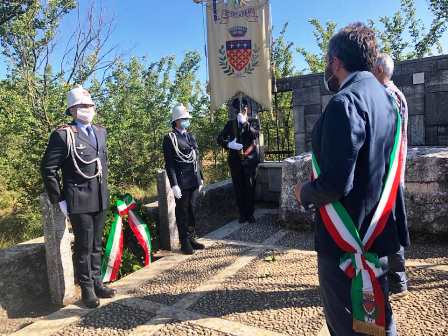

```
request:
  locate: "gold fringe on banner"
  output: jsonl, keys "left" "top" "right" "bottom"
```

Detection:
{"left": 353, "top": 320, "right": 386, "bottom": 336}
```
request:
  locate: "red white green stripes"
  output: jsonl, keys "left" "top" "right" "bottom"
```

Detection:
{"left": 311, "top": 96, "right": 403, "bottom": 336}
{"left": 101, "top": 214, "right": 124, "bottom": 283}
{"left": 101, "top": 194, "right": 152, "bottom": 283}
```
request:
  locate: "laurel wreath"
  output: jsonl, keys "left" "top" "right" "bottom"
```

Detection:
{"left": 218, "top": 43, "right": 260, "bottom": 76}
{"left": 218, "top": 45, "right": 235, "bottom": 76}
{"left": 244, "top": 44, "right": 260, "bottom": 75}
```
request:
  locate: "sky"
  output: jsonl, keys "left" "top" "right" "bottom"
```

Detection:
{"left": 0, "top": 0, "right": 446, "bottom": 81}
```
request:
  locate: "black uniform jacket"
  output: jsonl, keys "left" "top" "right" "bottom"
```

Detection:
{"left": 217, "top": 119, "right": 260, "bottom": 169}
{"left": 162, "top": 129, "right": 203, "bottom": 191}
{"left": 40, "top": 122, "right": 109, "bottom": 214}
{"left": 301, "top": 71, "right": 410, "bottom": 259}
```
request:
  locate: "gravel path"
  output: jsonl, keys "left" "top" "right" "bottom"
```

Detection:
{"left": 133, "top": 243, "right": 248, "bottom": 306}
{"left": 7, "top": 209, "right": 448, "bottom": 336}
{"left": 51, "top": 303, "right": 154, "bottom": 336}
{"left": 153, "top": 321, "right": 232, "bottom": 336}
{"left": 191, "top": 250, "right": 324, "bottom": 336}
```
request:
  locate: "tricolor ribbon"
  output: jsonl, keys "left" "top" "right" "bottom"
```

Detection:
{"left": 312, "top": 94, "right": 403, "bottom": 336}
{"left": 101, "top": 194, "right": 152, "bottom": 283}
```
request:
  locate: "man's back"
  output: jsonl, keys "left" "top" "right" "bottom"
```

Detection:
{"left": 309, "top": 71, "right": 409, "bottom": 258}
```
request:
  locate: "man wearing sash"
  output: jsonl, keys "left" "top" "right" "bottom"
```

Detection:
{"left": 295, "top": 23, "right": 409, "bottom": 336}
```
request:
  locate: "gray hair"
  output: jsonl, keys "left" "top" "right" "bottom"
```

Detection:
{"left": 376, "top": 53, "right": 394, "bottom": 78}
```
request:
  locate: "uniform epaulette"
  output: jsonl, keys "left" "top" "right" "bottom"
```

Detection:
{"left": 56, "top": 124, "right": 77, "bottom": 132}
{"left": 94, "top": 124, "right": 105, "bottom": 129}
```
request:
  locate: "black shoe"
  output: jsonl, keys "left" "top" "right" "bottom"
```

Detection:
{"left": 247, "top": 215, "right": 256, "bottom": 224}
{"left": 239, "top": 216, "right": 247, "bottom": 223}
{"left": 181, "top": 239, "right": 194, "bottom": 255}
{"left": 81, "top": 286, "right": 100, "bottom": 309}
{"left": 94, "top": 284, "right": 117, "bottom": 298}
{"left": 190, "top": 237, "right": 205, "bottom": 250}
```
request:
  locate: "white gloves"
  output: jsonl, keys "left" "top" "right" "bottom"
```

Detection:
{"left": 172, "top": 185, "right": 182, "bottom": 199}
{"left": 228, "top": 139, "right": 243, "bottom": 151}
{"left": 199, "top": 180, "right": 204, "bottom": 193}
{"left": 58, "top": 200, "right": 68, "bottom": 217}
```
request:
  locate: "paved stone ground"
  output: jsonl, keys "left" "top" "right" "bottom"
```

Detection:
{"left": 6, "top": 208, "right": 448, "bottom": 336}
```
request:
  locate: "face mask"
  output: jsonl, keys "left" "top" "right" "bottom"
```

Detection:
{"left": 324, "top": 62, "right": 340, "bottom": 93}
{"left": 76, "top": 107, "right": 95, "bottom": 124}
{"left": 180, "top": 119, "right": 191, "bottom": 129}
{"left": 237, "top": 112, "right": 247, "bottom": 124}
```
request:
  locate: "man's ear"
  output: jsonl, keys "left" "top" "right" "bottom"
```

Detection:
{"left": 333, "top": 56, "right": 344, "bottom": 73}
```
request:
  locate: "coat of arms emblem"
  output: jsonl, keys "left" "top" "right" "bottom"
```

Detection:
{"left": 218, "top": 25, "right": 259, "bottom": 76}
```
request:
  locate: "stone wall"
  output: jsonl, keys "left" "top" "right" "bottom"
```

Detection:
{"left": 255, "top": 162, "right": 282, "bottom": 204}
{"left": 279, "top": 147, "right": 448, "bottom": 235}
{"left": 0, "top": 237, "right": 51, "bottom": 317}
{"left": 276, "top": 54, "right": 448, "bottom": 154}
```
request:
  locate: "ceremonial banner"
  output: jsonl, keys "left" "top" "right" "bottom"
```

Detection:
{"left": 206, "top": 0, "right": 272, "bottom": 110}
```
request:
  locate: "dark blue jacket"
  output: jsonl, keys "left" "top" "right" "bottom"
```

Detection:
{"left": 301, "top": 71, "right": 410, "bottom": 258}
{"left": 163, "top": 130, "right": 203, "bottom": 191}
{"left": 41, "top": 122, "right": 109, "bottom": 214}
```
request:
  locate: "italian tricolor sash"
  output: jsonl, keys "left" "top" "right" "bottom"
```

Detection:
{"left": 101, "top": 194, "right": 152, "bottom": 283}
{"left": 312, "top": 96, "right": 403, "bottom": 336}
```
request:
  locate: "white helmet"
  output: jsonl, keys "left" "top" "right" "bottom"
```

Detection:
{"left": 171, "top": 103, "right": 192, "bottom": 122}
{"left": 65, "top": 84, "right": 95, "bottom": 115}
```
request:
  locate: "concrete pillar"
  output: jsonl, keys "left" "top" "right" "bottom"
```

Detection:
{"left": 156, "top": 170, "right": 179, "bottom": 250}
{"left": 40, "top": 193, "right": 76, "bottom": 306}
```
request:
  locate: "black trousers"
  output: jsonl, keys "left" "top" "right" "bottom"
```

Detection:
{"left": 387, "top": 246, "right": 408, "bottom": 293}
{"left": 318, "top": 254, "right": 397, "bottom": 336}
{"left": 175, "top": 188, "right": 197, "bottom": 242}
{"left": 69, "top": 211, "right": 106, "bottom": 288}
{"left": 229, "top": 160, "right": 256, "bottom": 220}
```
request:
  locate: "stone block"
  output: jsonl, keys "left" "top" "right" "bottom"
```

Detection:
{"left": 40, "top": 193, "right": 76, "bottom": 306}
{"left": 408, "top": 115, "right": 424, "bottom": 145}
{"left": 279, "top": 154, "right": 315, "bottom": 230}
{"left": 157, "top": 170, "right": 179, "bottom": 250}
{"left": 437, "top": 58, "right": 448, "bottom": 70}
{"left": 293, "top": 105, "right": 305, "bottom": 134}
{"left": 407, "top": 95, "right": 425, "bottom": 116}
{"left": 413, "top": 72, "right": 425, "bottom": 85}
{"left": 305, "top": 114, "right": 320, "bottom": 135}
{"left": 267, "top": 163, "right": 282, "bottom": 193}
{"left": 304, "top": 104, "right": 321, "bottom": 116}
{"left": 295, "top": 132, "right": 306, "bottom": 155}
{"left": 405, "top": 147, "right": 448, "bottom": 234}
{"left": 0, "top": 237, "right": 52, "bottom": 316}
{"left": 194, "top": 179, "right": 238, "bottom": 235}
{"left": 425, "top": 126, "right": 438, "bottom": 145}
{"left": 427, "top": 69, "right": 448, "bottom": 86}
{"left": 425, "top": 90, "right": 448, "bottom": 126}
{"left": 294, "top": 86, "right": 321, "bottom": 105}
{"left": 392, "top": 73, "right": 413, "bottom": 87}
{"left": 408, "top": 115, "right": 425, "bottom": 145}
{"left": 279, "top": 147, "right": 448, "bottom": 234}
{"left": 302, "top": 75, "right": 321, "bottom": 88}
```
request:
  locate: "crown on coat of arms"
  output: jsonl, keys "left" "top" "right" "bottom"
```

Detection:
{"left": 228, "top": 26, "right": 248, "bottom": 37}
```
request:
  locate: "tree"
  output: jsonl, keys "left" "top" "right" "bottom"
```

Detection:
{"left": 0, "top": 0, "right": 33, "bottom": 27}
{"left": 296, "top": 19, "right": 336, "bottom": 73}
{"left": 373, "top": 0, "right": 447, "bottom": 61}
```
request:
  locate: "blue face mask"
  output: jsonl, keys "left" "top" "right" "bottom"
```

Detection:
{"left": 180, "top": 119, "right": 191, "bottom": 129}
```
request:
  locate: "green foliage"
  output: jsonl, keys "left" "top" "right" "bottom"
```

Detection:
{"left": 372, "top": 0, "right": 447, "bottom": 61}
{"left": 0, "top": 0, "right": 33, "bottom": 28}
{"left": 297, "top": 19, "right": 337, "bottom": 73}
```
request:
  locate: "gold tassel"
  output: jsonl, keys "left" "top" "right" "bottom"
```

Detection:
{"left": 353, "top": 320, "right": 386, "bottom": 336}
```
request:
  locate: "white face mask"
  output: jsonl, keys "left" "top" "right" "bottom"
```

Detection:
{"left": 237, "top": 112, "right": 247, "bottom": 124}
{"left": 76, "top": 107, "right": 95, "bottom": 124}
